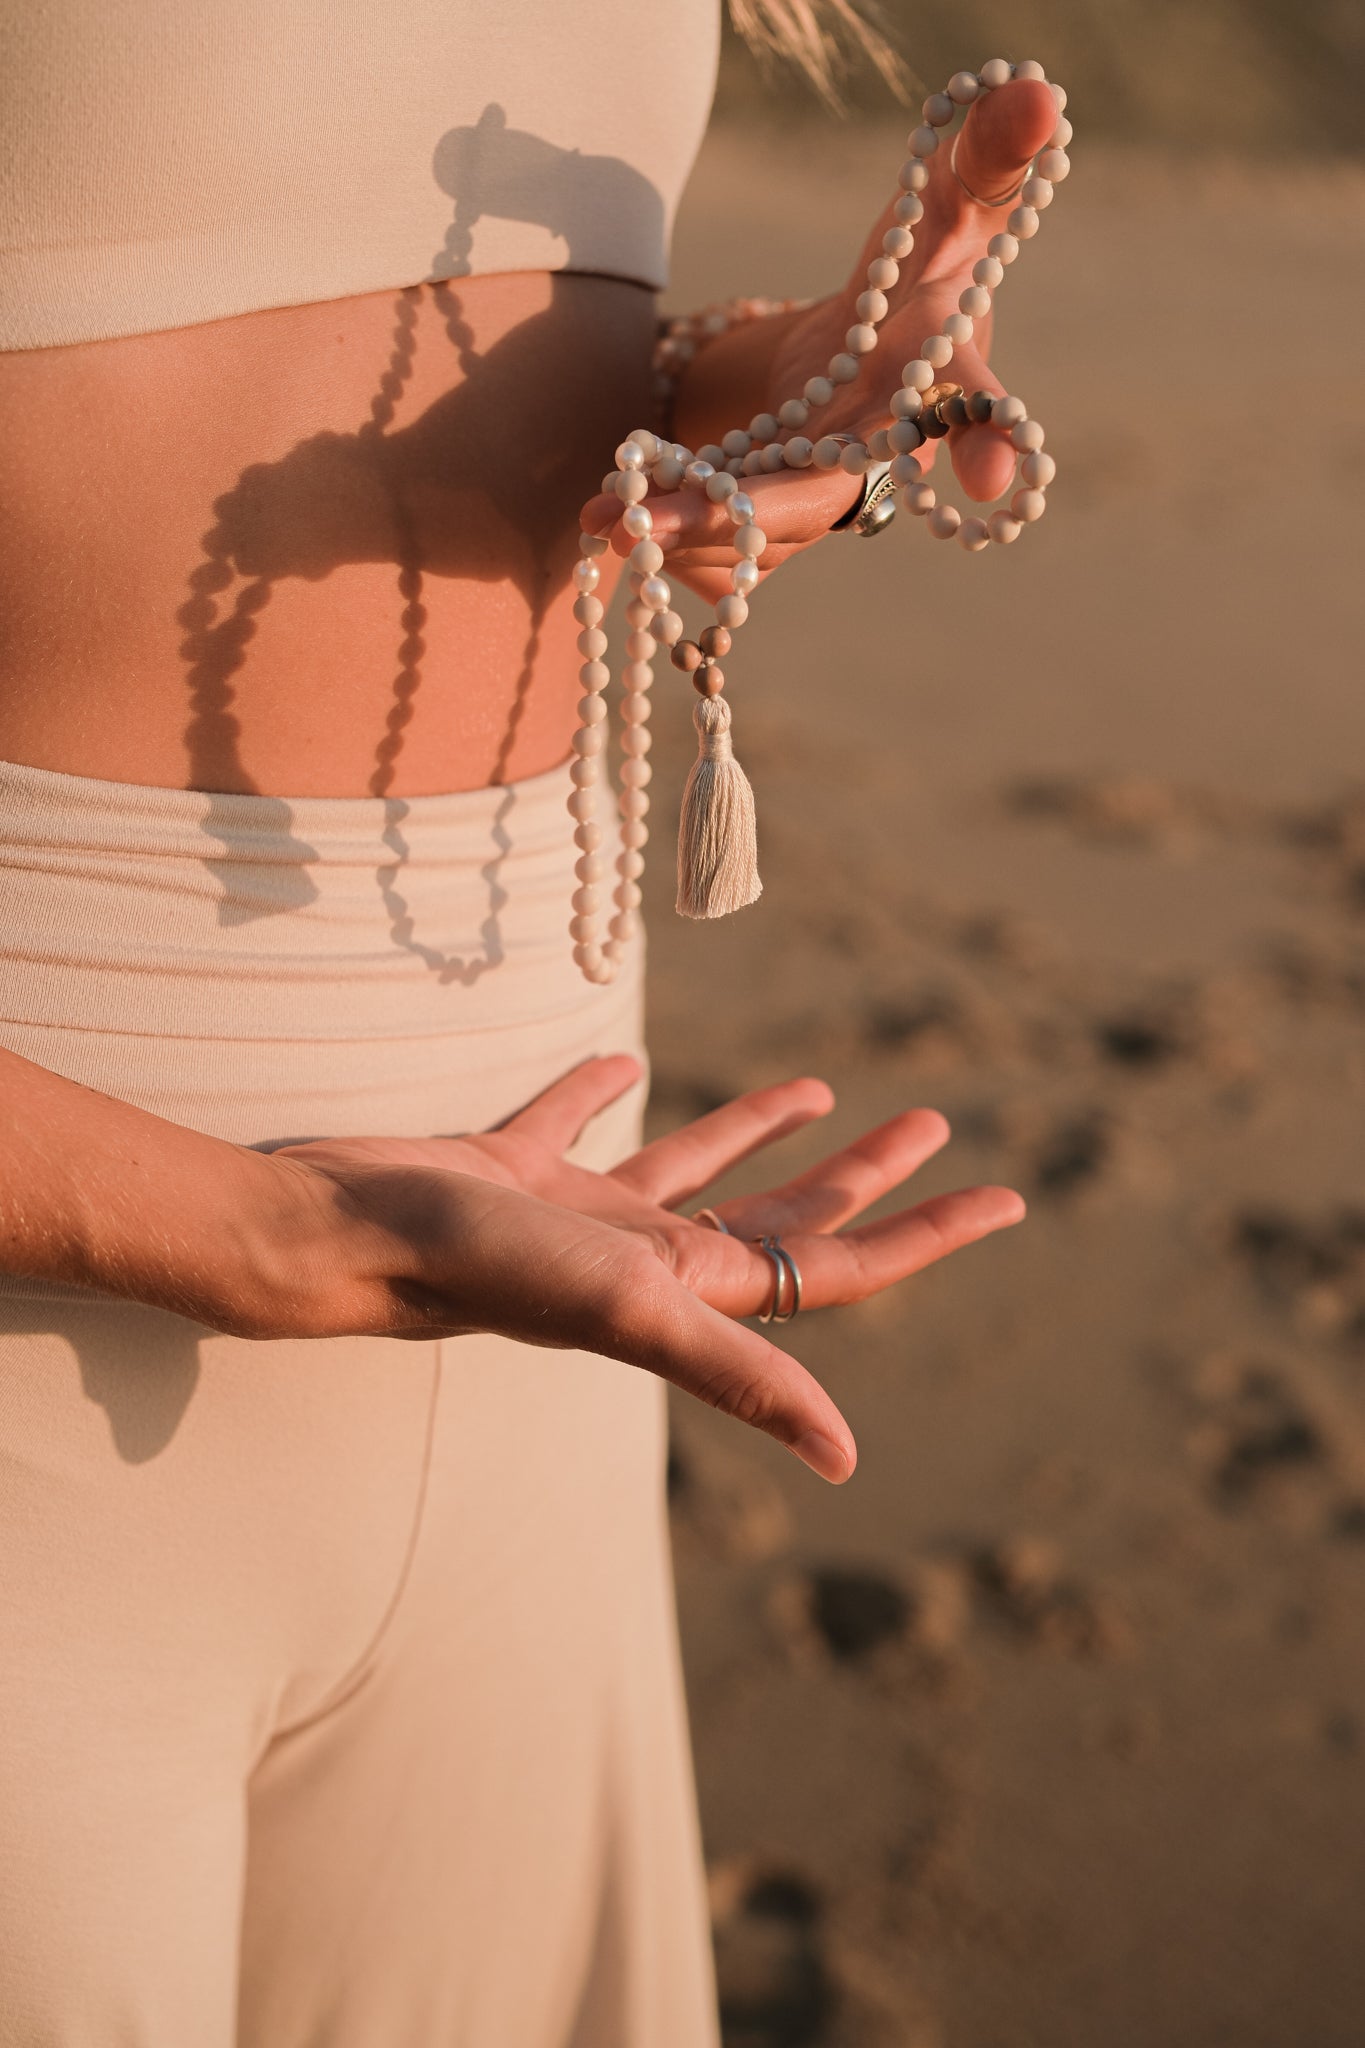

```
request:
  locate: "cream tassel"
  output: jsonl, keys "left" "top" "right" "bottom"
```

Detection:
{"left": 675, "top": 693, "right": 762, "bottom": 919}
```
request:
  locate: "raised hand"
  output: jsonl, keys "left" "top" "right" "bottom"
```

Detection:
{"left": 579, "top": 78, "right": 1060, "bottom": 603}
{"left": 274, "top": 1056, "right": 1024, "bottom": 1484}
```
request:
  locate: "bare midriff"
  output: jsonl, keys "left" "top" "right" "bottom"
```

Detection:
{"left": 0, "top": 272, "right": 655, "bottom": 797}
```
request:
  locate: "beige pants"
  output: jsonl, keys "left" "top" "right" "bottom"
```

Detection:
{"left": 0, "top": 758, "right": 718, "bottom": 2046}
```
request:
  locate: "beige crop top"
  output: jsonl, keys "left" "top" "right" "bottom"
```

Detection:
{"left": 0, "top": 0, "right": 721, "bottom": 350}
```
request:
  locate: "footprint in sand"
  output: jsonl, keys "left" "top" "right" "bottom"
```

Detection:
{"left": 708, "top": 1861, "right": 832, "bottom": 2048}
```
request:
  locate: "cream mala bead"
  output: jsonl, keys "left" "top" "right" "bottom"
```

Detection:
{"left": 570, "top": 59, "right": 1071, "bottom": 982}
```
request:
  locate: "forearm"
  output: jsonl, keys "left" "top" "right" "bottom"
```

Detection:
{"left": 0, "top": 1046, "right": 356, "bottom": 1334}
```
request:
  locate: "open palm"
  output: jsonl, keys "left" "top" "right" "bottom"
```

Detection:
{"left": 276, "top": 1055, "right": 1023, "bottom": 1483}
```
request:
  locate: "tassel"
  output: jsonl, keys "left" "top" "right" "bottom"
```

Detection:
{"left": 675, "top": 692, "right": 762, "bottom": 919}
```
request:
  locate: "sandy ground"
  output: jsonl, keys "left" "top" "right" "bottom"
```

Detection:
{"left": 640, "top": 123, "right": 1365, "bottom": 2046}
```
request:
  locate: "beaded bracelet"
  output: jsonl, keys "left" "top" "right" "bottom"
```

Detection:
{"left": 569, "top": 57, "right": 1071, "bottom": 987}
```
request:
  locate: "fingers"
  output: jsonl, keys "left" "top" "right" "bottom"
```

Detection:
{"left": 612, "top": 1077, "right": 835, "bottom": 1206}
{"left": 498, "top": 1054, "right": 643, "bottom": 1152}
{"left": 600, "top": 1256, "right": 857, "bottom": 1483}
{"left": 706, "top": 1108, "right": 951, "bottom": 1237}
{"left": 953, "top": 78, "right": 1058, "bottom": 206}
{"left": 579, "top": 462, "right": 859, "bottom": 567}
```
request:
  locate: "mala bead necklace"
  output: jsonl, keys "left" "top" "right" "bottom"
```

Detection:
{"left": 569, "top": 57, "right": 1071, "bottom": 987}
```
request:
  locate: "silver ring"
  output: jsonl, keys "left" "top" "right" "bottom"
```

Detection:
{"left": 830, "top": 455, "right": 896, "bottom": 538}
{"left": 693, "top": 1207, "right": 730, "bottom": 1234}
{"left": 755, "top": 1235, "right": 802, "bottom": 1324}
{"left": 949, "top": 129, "right": 1030, "bottom": 210}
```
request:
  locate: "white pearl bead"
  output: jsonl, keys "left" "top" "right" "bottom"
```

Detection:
{"left": 987, "top": 511, "right": 1022, "bottom": 544}
{"left": 927, "top": 504, "right": 962, "bottom": 539}
{"left": 760, "top": 443, "right": 786, "bottom": 473}
{"left": 620, "top": 761, "right": 651, "bottom": 791}
{"left": 615, "top": 470, "right": 648, "bottom": 504}
{"left": 992, "top": 394, "right": 1027, "bottom": 430}
{"left": 1020, "top": 451, "right": 1056, "bottom": 488}
{"left": 572, "top": 942, "right": 601, "bottom": 970}
{"left": 578, "top": 627, "right": 608, "bottom": 658}
{"left": 621, "top": 727, "right": 651, "bottom": 759}
{"left": 972, "top": 258, "right": 1005, "bottom": 291}
{"left": 922, "top": 335, "right": 954, "bottom": 368}
{"left": 572, "top": 593, "right": 604, "bottom": 627}
{"left": 732, "top": 560, "right": 760, "bottom": 593}
{"left": 866, "top": 257, "right": 899, "bottom": 291}
{"left": 889, "top": 388, "right": 923, "bottom": 421}
{"left": 574, "top": 819, "right": 603, "bottom": 849}
{"left": 727, "top": 492, "right": 755, "bottom": 523}
{"left": 839, "top": 442, "right": 871, "bottom": 475}
{"left": 901, "top": 482, "right": 936, "bottom": 515}
{"left": 601, "top": 471, "right": 621, "bottom": 496}
{"left": 626, "top": 428, "right": 659, "bottom": 461}
{"left": 778, "top": 397, "right": 809, "bottom": 428}
{"left": 630, "top": 539, "right": 663, "bottom": 574}
{"left": 569, "top": 759, "right": 599, "bottom": 789}
{"left": 652, "top": 455, "right": 686, "bottom": 489}
{"left": 622, "top": 502, "right": 652, "bottom": 539}
{"left": 567, "top": 789, "right": 595, "bottom": 822}
{"left": 1021, "top": 175, "right": 1053, "bottom": 210}
{"left": 579, "top": 532, "right": 608, "bottom": 557}
{"left": 979, "top": 57, "right": 1013, "bottom": 88}
{"left": 889, "top": 416, "right": 923, "bottom": 451}
{"left": 856, "top": 289, "right": 889, "bottom": 324}
{"left": 1050, "top": 117, "right": 1073, "bottom": 149}
{"left": 624, "top": 599, "right": 653, "bottom": 628}
{"left": 812, "top": 435, "right": 844, "bottom": 470}
{"left": 741, "top": 449, "right": 766, "bottom": 476}
{"left": 898, "top": 160, "right": 929, "bottom": 193}
{"left": 620, "top": 790, "right": 649, "bottom": 820}
{"left": 609, "top": 910, "right": 637, "bottom": 940}
{"left": 882, "top": 224, "right": 915, "bottom": 260}
{"left": 624, "top": 629, "right": 653, "bottom": 659}
{"left": 641, "top": 575, "right": 671, "bottom": 609}
{"left": 828, "top": 352, "right": 860, "bottom": 383}
{"left": 724, "top": 457, "right": 746, "bottom": 476}
{"left": 987, "top": 232, "right": 1020, "bottom": 265}
{"left": 684, "top": 460, "right": 715, "bottom": 487}
{"left": 621, "top": 818, "right": 649, "bottom": 848}
{"left": 1014, "top": 58, "right": 1047, "bottom": 81}
{"left": 783, "top": 436, "right": 814, "bottom": 467}
{"left": 1010, "top": 418, "right": 1045, "bottom": 452}
{"left": 569, "top": 914, "right": 596, "bottom": 943}
{"left": 1010, "top": 488, "right": 1047, "bottom": 523}
{"left": 734, "top": 524, "right": 767, "bottom": 558}
{"left": 948, "top": 69, "right": 980, "bottom": 103}
{"left": 803, "top": 375, "right": 835, "bottom": 408}
{"left": 615, "top": 440, "right": 645, "bottom": 471}
{"left": 705, "top": 471, "right": 739, "bottom": 503}
{"left": 923, "top": 91, "right": 954, "bottom": 125}
{"left": 574, "top": 851, "right": 606, "bottom": 881}
{"left": 748, "top": 411, "right": 779, "bottom": 442}
{"left": 1052, "top": 83, "right": 1068, "bottom": 111}
{"left": 721, "top": 428, "right": 751, "bottom": 457}
{"left": 1007, "top": 205, "right": 1040, "bottom": 239}
{"left": 908, "top": 124, "right": 939, "bottom": 157}
{"left": 943, "top": 312, "right": 973, "bottom": 345}
{"left": 1038, "top": 147, "right": 1070, "bottom": 182}
{"left": 577, "top": 691, "right": 607, "bottom": 722}
{"left": 615, "top": 879, "right": 643, "bottom": 910}
{"left": 901, "top": 358, "right": 935, "bottom": 390}
{"left": 894, "top": 189, "right": 925, "bottom": 223}
{"left": 846, "top": 323, "right": 878, "bottom": 354}
{"left": 958, "top": 516, "right": 990, "bottom": 551}
{"left": 653, "top": 609, "right": 684, "bottom": 645}
{"left": 619, "top": 848, "right": 646, "bottom": 879}
{"left": 621, "top": 690, "right": 651, "bottom": 722}
{"left": 697, "top": 443, "right": 727, "bottom": 468}
{"left": 623, "top": 664, "right": 654, "bottom": 695}
{"left": 573, "top": 559, "right": 600, "bottom": 592}
{"left": 959, "top": 285, "right": 992, "bottom": 319}
{"left": 889, "top": 451, "right": 923, "bottom": 484}
{"left": 715, "top": 595, "right": 749, "bottom": 629}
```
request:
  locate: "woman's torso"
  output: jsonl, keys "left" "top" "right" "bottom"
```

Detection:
{"left": 0, "top": 0, "right": 719, "bottom": 798}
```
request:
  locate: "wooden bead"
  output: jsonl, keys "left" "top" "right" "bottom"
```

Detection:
{"left": 920, "top": 408, "right": 949, "bottom": 439}
{"left": 965, "top": 389, "right": 995, "bottom": 423}
{"left": 699, "top": 625, "right": 732, "bottom": 659}
{"left": 942, "top": 393, "right": 970, "bottom": 428}
{"left": 694, "top": 663, "right": 726, "bottom": 697}
{"left": 670, "top": 640, "right": 704, "bottom": 673}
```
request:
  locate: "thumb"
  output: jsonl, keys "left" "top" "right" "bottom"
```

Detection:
{"left": 951, "top": 76, "right": 1060, "bottom": 208}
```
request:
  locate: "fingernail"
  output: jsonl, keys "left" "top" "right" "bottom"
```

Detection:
{"left": 790, "top": 1430, "right": 853, "bottom": 1484}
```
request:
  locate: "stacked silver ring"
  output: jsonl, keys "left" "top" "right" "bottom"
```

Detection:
{"left": 693, "top": 1209, "right": 804, "bottom": 1323}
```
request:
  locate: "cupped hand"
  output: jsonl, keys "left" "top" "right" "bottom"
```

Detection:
{"left": 579, "top": 78, "right": 1059, "bottom": 604}
{"left": 274, "top": 1055, "right": 1024, "bottom": 1483}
